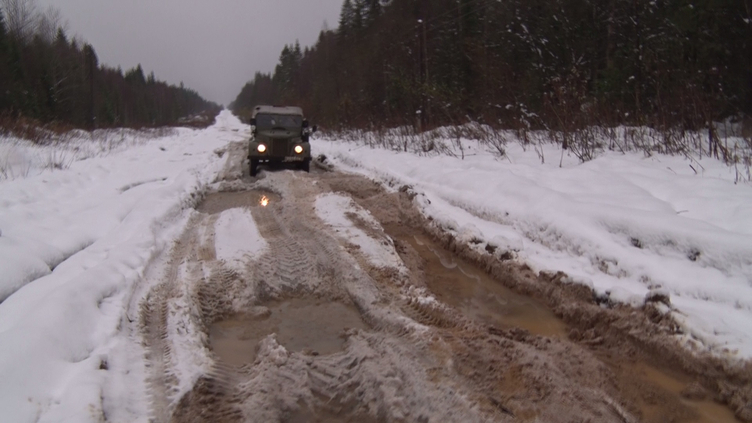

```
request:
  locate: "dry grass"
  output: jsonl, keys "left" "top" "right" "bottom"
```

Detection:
{"left": 0, "top": 123, "right": 181, "bottom": 182}
{"left": 320, "top": 122, "right": 752, "bottom": 183}
{"left": 0, "top": 113, "right": 77, "bottom": 145}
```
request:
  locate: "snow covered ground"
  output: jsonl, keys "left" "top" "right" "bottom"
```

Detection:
{"left": 315, "top": 135, "right": 752, "bottom": 359}
{"left": 0, "top": 111, "right": 247, "bottom": 423}
{"left": 1, "top": 110, "right": 751, "bottom": 421}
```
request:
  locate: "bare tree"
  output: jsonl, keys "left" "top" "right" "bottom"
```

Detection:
{"left": 1, "top": 0, "right": 38, "bottom": 44}
{"left": 36, "top": 5, "right": 65, "bottom": 43}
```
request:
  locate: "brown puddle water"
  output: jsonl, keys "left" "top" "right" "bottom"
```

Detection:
{"left": 636, "top": 363, "right": 739, "bottom": 423}
{"left": 400, "top": 233, "right": 567, "bottom": 337}
{"left": 209, "top": 299, "right": 368, "bottom": 367}
{"left": 286, "top": 401, "right": 379, "bottom": 423}
{"left": 197, "top": 190, "right": 281, "bottom": 214}
{"left": 399, "top": 233, "right": 738, "bottom": 421}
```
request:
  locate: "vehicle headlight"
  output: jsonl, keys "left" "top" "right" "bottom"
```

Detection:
{"left": 294, "top": 145, "right": 303, "bottom": 154}
{"left": 257, "top": 144, "right": 267, "bottom": 153}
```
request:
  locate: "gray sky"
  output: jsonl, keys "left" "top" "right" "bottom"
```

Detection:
{"left": 38, "top": 0, "right": 344, "bottom": 105}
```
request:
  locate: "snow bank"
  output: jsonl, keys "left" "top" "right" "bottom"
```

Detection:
{"left": 0, "top": 111, "right": 246, "bottom": 422}
{"left": 316, "top": 136, "right": 752, "bottom": 359}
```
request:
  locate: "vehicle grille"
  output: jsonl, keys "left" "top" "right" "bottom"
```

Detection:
{"left": 270, "top": 140, "right": 288, "bottom": 156}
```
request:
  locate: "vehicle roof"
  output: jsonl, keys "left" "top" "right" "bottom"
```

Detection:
{"left": 252, "top": 105, "right": 304, "bottom": 116}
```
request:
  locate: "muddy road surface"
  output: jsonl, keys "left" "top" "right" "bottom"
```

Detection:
{"left": 136, "top": 147, "right": 751, "bottom": 422}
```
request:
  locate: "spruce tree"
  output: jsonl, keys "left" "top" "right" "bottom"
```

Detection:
{"left": 338, "top": 0, "right": 355, "bottom": 38}
{"left": 0, "top": 8, "right": 7, "bottom": 53}
{"left": 0, "top": 9, "right": 9, "bottom": 110}
{"left": 125, "top": 64, "right": 146, "bottom": 85}
{"left": 54, "top": 28, "right": 67, "bottom": 47}
{"left": 83, "top": 44, "right": 98, "bottom": 128}
{"left": 357, "top": 0, "right": 380, "bottom": 28}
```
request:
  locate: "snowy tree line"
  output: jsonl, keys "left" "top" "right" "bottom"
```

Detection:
{"left": 232, "top": 0, "right": 751, "bottom": 140}
{"left": 0, "top": 0, "right": 219, "bottom": 133}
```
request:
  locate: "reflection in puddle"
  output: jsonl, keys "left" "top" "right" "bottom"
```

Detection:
{"left": 405, "top": 234, "right": 567, "bottom": 337}
{"left": 197, "top": 190, "right": 281, "bottom": 214}
{"left": 638, "top": 364, "right": 738, "bottom": 423}
{"left": 209, "top": 299, "right": 368, "bottom": 367}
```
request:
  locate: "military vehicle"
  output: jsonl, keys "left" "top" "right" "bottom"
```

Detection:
{"left": 248, "top": 105, "right": 316, "bottom": 177}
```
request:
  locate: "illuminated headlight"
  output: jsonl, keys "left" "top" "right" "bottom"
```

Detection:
{"left": 294, "top": 145, "right": 303, "bottom": 154}
{"left": 257, "top": 144, "right": 267, "bottom": 153}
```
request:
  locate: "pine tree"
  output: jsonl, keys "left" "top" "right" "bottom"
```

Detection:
{"left": 233, "top": 0, "right": 751, "bottom": 129}
{"left": 54, "top": 27, "right": 66, "bottom": 46}
{"left": 357, "top": 0, "right": 381, "bottom": 28}
{"left": 0, "top": 8, "right": 9, "bottom": 110}
{"left": 83, "top": 44, "right": 98, "bottom": 128}
{"left": 125, "top": 64, "right": 146, "bottom": 85}
{"left": 0, "top": 7, "right": 8, "bottom": 53}
{"left": 338, "top": 0, "right": 356, "bottom": 38}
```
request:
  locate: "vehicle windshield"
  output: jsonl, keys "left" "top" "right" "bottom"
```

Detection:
{"left": 255, "top": 114, "right": 302, "bottom": 129}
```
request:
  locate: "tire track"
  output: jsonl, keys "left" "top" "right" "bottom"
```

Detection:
{"left": 141, "top": 212, "right": 244, "bottom": 423}
{"left": 139, "top": 165, "right": 668, "bottom": 423}
{"left": 140, "top": 216, "right": 198, "bottom": 422}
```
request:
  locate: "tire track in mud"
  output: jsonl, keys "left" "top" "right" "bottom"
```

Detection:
{"left": 250, "top": 203, "right": 320, "bottom": 297}
{"left": 138, "top": 152, "right": 747, "bottom": 422}
{"left": 139, "top": 169, "right": 618, "bottom": 422}
{"left": 140, "top": 212, "right": 244, "bottom": 423}
{"left": 140, "top": 216, "right": 197, "bottom": 423}
{"left": 139, "top": 169, "right": 497, "bottom": 422}
{"left": 232, "top": 175, "right": 487, "bottom": 422}
{"left": 317, "top": 170, "right": 751, "bottom": 423}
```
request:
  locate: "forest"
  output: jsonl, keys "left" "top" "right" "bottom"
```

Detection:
{"left": 0, "top": 0, "right": 219, "bottom": 131}
{"left": 232, "top": 0, "right": 751, "bottom": 137}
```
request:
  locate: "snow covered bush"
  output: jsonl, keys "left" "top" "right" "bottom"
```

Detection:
{"left": 320, "top": 123, "right": 752, "bottom": 182}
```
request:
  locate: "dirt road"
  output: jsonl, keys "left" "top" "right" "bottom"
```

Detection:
{"left": 135, "top": 144, "right": 751, "bottom": 422}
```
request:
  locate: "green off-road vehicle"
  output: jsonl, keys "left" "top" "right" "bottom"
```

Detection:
{"left": 248, "top": 105, "right": 316, "bottom": 177}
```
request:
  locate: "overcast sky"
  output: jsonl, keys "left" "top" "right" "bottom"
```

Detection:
{"left": 37, "top": 0, "right": 344, "bottom": 105}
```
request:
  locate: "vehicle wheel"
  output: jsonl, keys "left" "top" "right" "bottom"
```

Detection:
{"left": 250, "top": 158, "right": 259, "bottom": 177}
{"left": 301, "top": 159, "right": 310, "bottom": 173}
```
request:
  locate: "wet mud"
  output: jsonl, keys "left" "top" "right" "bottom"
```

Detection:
{"left": 210, "top": 299, "right": 368, "bottom": 366}
{"left": 135, "top": 151, "right": 752, "bottom": 423}
{"left": 635, "top": 363, "right": 738, "bottom": 423}
{"left": 319, "top": 170, "right": 752, "bottom": 423}
{"left": 197, "top": 189, "right": 280, "bottom": 214}
{"left": 397, "top": 232, "right": 567, "bottom": 337}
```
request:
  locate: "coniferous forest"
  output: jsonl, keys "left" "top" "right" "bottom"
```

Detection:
{"left": 232, "top": 0, "right": 751, "bottom": 134}
{"left": 0, "top": 0, "right": 219, "bottom": 130}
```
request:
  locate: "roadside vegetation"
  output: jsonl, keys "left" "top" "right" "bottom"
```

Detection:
{"left": 232, "top": 0, "right": 751, "bottom": 173}
{"left": 0, "top": 126, "right": 180, "bottom": 181}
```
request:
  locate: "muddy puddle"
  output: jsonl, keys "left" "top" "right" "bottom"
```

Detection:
{"left": 197, "top": 189, "right": 281, "bottom": 214}
{"left": 286, "top": 397, "right": 379, "bottom": 423}
{"left": 634, "top": 363, "right": 739, "bottom": 423}
{"left": 399, "top": 232, "right": 567, "bottom": 337}
{"left": 209, "top": 299, "right": 368, "bottom": 367}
